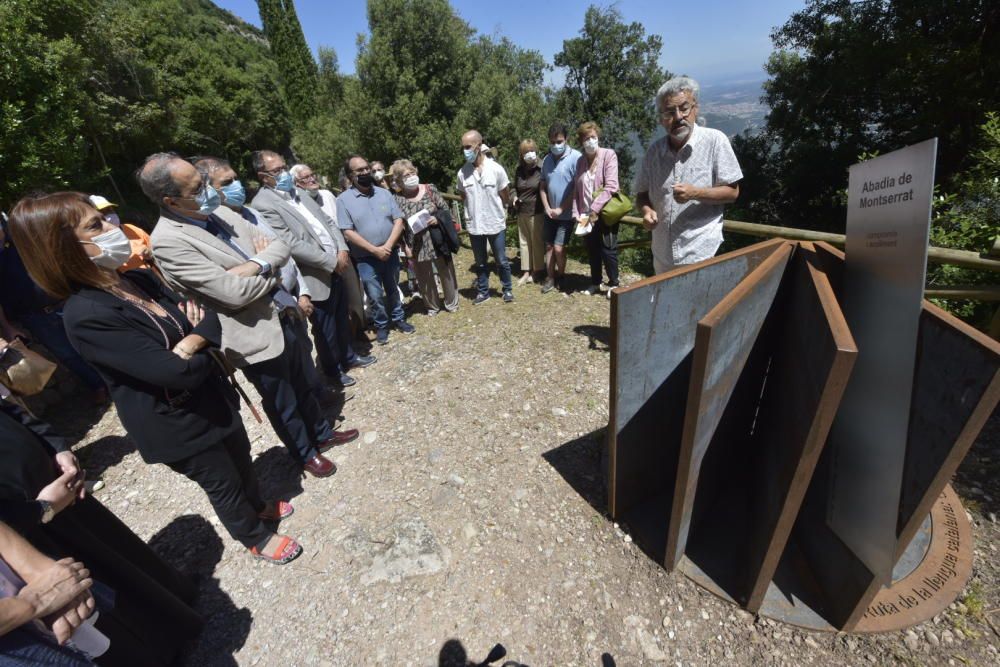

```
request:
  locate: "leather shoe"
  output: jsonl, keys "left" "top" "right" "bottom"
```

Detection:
{"left": 318, "top": 428, "right": 360, "bottom": 452}
{"left": 303, "top": 453, "right": 336, "bottom": 478}
{"left": 347, "top": 354, "right": 377, "bottom": 369}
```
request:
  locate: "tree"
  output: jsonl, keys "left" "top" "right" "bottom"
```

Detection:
{"left": 257, "top": 0, "right": 319, "bottom": 124}
{"left": 746, "top": 0, "right": 1000, "bottom": 231}
{"left": 553, "top": 6, "right": 670, "bottom": 184}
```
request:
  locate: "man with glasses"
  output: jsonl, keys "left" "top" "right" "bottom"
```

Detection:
{"left": 336, "top": 155, "right": 414, "bottom": 345}
{"left": 144, "top": 153, "right": 351, "bottom": 479}
{"left": 251, "top": 151, "right": 375, "bottom": 390}
{"left": 636, "top": 76, "right": 743, "bottom": 273}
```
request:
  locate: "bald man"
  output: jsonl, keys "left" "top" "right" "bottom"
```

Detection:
{"left": 456, "top": 129, "right": 514, "bottom": 305}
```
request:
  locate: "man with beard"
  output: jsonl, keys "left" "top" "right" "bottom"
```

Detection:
{"left": 635, "top": 76, "right": 743, "bottom": 273}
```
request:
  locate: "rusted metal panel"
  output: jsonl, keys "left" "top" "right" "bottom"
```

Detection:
{"left": 664, "top": 244, "right": 793, "bottom": 569}
{"left": 608, "top": 238, "right": 786, "bottom": 539}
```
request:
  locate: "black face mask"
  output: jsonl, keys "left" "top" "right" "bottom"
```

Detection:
{"left": 356, "top": 174, "right": 374, "bottom": 188}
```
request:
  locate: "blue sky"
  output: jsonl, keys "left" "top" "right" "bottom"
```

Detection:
{"left": 214, "top": 0, "right": 807, "bottom": 85}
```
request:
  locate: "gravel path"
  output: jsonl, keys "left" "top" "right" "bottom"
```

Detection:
{"left": 37, "top": 246, "right": 1000, "bottom": 666}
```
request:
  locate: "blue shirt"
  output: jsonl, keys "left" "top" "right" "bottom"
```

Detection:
{"left": 541, "top": 147, "right": 582, "bottom": 221}
{"left": 336, "top": 187, "right": 404, "bottom": 259}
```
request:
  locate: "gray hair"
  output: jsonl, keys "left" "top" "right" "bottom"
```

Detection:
{"left": 136, "top": 152, "right": 185, "bottom": 205}
{"left": 655, "top": 76, "right": 700, "bottom": 109}
{"left": 289, "top": 164, "right": 312, "bottom": 179}
{"left": 192, "top": 156, "right": 231, "bottom": 180}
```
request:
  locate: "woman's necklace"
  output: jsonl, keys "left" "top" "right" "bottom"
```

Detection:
{"left": 108, "top": 280, "right": 184, "bottom": 346}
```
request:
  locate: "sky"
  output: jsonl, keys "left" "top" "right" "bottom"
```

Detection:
{"left": 213, "top": 0, "right": 807, "bottom": 86}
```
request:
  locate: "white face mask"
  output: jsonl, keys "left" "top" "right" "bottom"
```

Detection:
{"left": 583, "top": 137, "right": 599, "bottom": 154}
{"left": 82, "top": 226, "right": 132, "bottom": 270}
{"left": 523, "top": 151, "right": 537, "bottom": 163}
{"left": 402, "top": 175, "right": 419, "bottom": 189}
{"left": 372, "top": 170, "right": 385, "bottom": 181}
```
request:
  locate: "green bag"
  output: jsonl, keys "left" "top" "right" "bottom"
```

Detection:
{"left": 593, "top": 188, "right": 633, "bottom": 225}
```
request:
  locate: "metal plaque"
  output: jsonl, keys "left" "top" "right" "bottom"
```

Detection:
{"left": 827, "top": 139, "right": 938, "bottom": 583}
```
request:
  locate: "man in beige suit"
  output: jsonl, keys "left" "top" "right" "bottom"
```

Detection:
{"left": 141, "top": 153, "right": 355, "bottom": 478}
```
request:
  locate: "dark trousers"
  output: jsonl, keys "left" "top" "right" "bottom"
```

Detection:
{"left": 585, "top": 221, "right": 619, "bottom": 286}
{"left": 309, "top": 275, "right": 357, "bottom": 377}
{"left": 166, "top": 428, "right": 269, "bottom": 549}
{"left": 242, "top": 317, "right": 333, "bottom": 463}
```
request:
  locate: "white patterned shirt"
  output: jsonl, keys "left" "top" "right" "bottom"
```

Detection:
{"left": 635, "top": 126, "right": 743, "bottom": 272}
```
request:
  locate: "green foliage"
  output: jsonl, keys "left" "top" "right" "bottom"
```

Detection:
{"left": 552, "top": 6, "right": 669, "bottom": 184}
{"left": 0, "top": 0, "right": 292, "bottom": 212}
{"left": 738, "top": 0, "right": 1000, "bottom": 233}
{"left": 257, "top": 0, "right": 319, "bottom": 124}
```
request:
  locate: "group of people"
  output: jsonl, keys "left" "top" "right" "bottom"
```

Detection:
{"left": 0, "top": 75, "right": 742, "bottom": 664}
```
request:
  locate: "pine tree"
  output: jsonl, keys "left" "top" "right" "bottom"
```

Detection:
{"left": 257, "top": 0, "right": 319, "bottom": 125}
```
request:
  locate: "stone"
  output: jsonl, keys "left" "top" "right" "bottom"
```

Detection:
{"left": 804, "top": 637, "right": 819, "bottom": 650}
{"left": 427, "top": 449, "right": 444, "bottom": 465}
{"left": 942, "top": 629, "right": 955, "bottom": 644}
{"left": 662, "top": 616, "right": 671, "bottom": 628}
{"left": 360, "top": 517, "right": 447, "bottom": 585}
{"left": 363, "top": 431, "right": 377, "bottom": 445}
{"left": 925, "top": 630, "right": 940, "bottom": 647}
{"left": 446, "top": 474, "right": 466, "bottom": 488}
{"left": 903, "top": 630, "right": 919, "bottom": 651}
{"left": 636, "top": 628, "right": 667, "bottom": 662}
{"left": 700, "top": 610, "right": 710, "bottom": 621}
{"left": 551, "top": 407, "right": 567, "bottom": 417}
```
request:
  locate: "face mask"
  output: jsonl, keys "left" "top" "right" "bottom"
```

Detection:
{"left": 274, "top": 170, "right": 295, "bottom": 193}
{"left": 523, "top": 151, "right": 537, "bottom": 164}
{"left": 583, "top": 137, "right": 599, "bottom": 154}
{"left": 220, "top": 180, "right": 246, "bottom": 208}
{"left": 197, "top": 184, "right": 221, "bottom": 214}
{"left": 372, "top": 170, "right": 385, "bottom": 181}
{"left": 356, "top": 173, "right": 374, "bottom": 188}
{"left": 550, "top": 142, "right": 567, "bottom": 156}
{"left": 402, "top": 175, "right": 419, "bottom": 189}
{"left": 83, "top": 226, "right": 132, "bottom": 270}
{"left": 463, "top": 147, "right": 477, "bottom": 163}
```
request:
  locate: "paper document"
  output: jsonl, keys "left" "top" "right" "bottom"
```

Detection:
{"left": 407, "top": 209, "right": 433, "bottom": 235}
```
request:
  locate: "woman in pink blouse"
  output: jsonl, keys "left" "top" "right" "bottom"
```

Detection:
{"left": 572, "top": 121, "right": 620, "bottom": 298}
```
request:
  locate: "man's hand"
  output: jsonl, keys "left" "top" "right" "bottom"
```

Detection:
{"left": 179, "top": 300, "right": 205, "bottom": 327}
{"left": 53, "top": 452, "right": 84, "bottom": 500}
{"left": 48, "top": 591, "right": 96, "bottom": 645}
{"left": 251, "top": 233, "right": 270, "bottom": 254}
{"left": 37, "top": 470, "right": 83, "bottom": 514}
{"left": 547, "top": 206, "right": 563, "bottom": 218}
{"left": 17, "top": 557, "right": 93, "bottom": 625}
{"left": 641, "top": 206, "right": 659, "bottom": 231}
{"left": 374, "top": 245, "right": 392, "bottom": 261}
{"left": 335, "top": 250, "right": 352, "bottom": 274}
{"left": 672, "top": 183, "right": 701, "bottom": 203}
{"left": 298, "top": 295, "right": 314, "bottom": 317}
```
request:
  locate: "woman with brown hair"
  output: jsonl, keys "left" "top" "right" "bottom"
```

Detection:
{"left": 512, "top": 139, "right": 546, "bottom": 285}
{"left": 572, "top": 121, "right": 621, "bottom": 298}
{"left": 7, "top": 192, "right": 302, "bottom": 567}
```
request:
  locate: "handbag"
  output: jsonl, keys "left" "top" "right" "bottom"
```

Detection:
{"left": 0, "top": 338, "right": 57, "bottom": 396}
{"left": 595, "top": 189, "right": 633, "bottom": 225}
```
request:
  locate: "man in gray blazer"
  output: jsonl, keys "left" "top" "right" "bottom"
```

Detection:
{"left": 251, "top": 150, "right": 374, "bottom": 389}
{"left": 142, "top": 153, "right": 355, "bottom": 478}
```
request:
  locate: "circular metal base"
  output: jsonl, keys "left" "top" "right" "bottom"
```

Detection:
{"left": 677, "top": 484, "right": 973, "bottom": 633}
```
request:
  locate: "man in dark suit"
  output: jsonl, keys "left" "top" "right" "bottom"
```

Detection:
{"left": 251, "top": 150, "right": 375, "bottom": 389}
{"left": 143, "top": 153, "right": 356, "bottom": 478}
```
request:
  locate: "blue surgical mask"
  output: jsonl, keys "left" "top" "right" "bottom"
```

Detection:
{"left": 275, "top": 170, "right": 295, "bottom": 193}
{"left": 463, "top": 147, "right": 477, "bottom": 163}
{"left": 550, "top": 142, "right": 567, "bottom": 156}
{"left": 220, "top": 180, "right": 246, "bottom": 208}
{"left": 197, "top": 184, "right": 221, "bottom": 214}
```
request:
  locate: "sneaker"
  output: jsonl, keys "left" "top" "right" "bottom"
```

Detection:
{"left": 582, "top": 285, "right": 600, "bottom": 296}
{"left": 347, "top": 355, "right": 377, "bottom": 370}
{"left": 376, "top": 328, "right": 389, "bottom": 345}
{"left": 503, "top": 290, "right": 514, "bottom": 303}
{"left": 395, "top": 320, "right": 416, "bottom": 334}
{"left": 607, "top": 289, "right": 613, "bottom": 300}
{"left": 473, "top": 292, "right": 491, "bottom": 305}
{"left": 517, "top": 273, "right": 533, "bottom": 286}
{"left": 540, "top": 280, "right": 556, "bottom": 294}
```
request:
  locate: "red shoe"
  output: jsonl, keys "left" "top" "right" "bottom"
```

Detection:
{"left": 249, "top": 534, "right": 302, "bottom": 565}
{"left": 258, "top": 500, "right": 294, "bottom": 521}
{"left": 317, "top": 428, "right": 360, "bottom": 452}
{"left": 303, "top": 453, "right": 336, "bottom": 478}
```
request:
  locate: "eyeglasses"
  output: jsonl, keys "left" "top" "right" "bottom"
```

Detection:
{"left": 177, "top": 183, "right": 207, "bottom": 201}
{"left": 659, "top": 103, "right": 695, "bottom": 119}
{"left": 261, "top": 165, "right": 287, "bottom": 177}
{"left": 297, "top": 173, "right": 317, "bottom": 182}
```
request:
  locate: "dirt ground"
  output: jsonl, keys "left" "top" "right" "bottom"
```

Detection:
{"left": 36, "top": 246, "right": 1000, "bottom": 666}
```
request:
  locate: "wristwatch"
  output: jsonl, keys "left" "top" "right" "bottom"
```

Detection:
{"left": 38, "top": 500, "right": 56, "bottom": 524}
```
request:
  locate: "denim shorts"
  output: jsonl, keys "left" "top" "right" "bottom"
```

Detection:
{"left": 543, "top": 217, "right": 575, "bottom": 247}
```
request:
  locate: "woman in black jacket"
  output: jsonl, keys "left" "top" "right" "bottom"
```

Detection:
{"left": 7, "top": 191, "right": 301, "bottom": 567}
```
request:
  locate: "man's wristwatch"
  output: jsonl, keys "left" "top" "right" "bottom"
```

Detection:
{"left": 38, "top": 500, "right": 55, "bottom": 524}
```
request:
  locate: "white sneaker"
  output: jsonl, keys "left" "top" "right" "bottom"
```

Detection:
{"left": 582, "top": 285, "right": 600, "bottom": 296}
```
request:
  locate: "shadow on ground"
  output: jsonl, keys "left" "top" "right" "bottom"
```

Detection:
{"left": 74, "top": 434, "right": 135, "bottom": 478}
{"left": 542, "top": 428, "right": 608, "bottom": 516}
{"left": 149, "top": 514, "right": 252, "bottom": 666}
{"left": 252, "top": 445, "right": 305, "bottom": 503}
{"left": 572, "top": 325, "right": 610, "bottom": 352}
